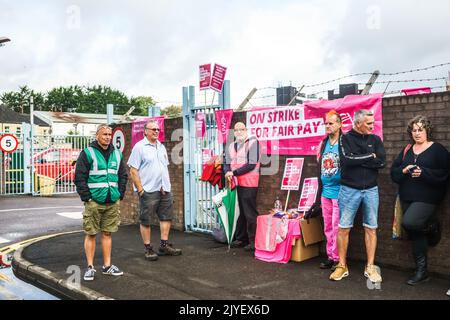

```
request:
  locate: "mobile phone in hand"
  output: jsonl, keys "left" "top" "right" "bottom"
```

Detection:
{"left": 408, "top": 165, "right": 418, "bottom": 173}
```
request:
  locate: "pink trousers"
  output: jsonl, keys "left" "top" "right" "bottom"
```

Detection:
{"left": 321, "top": 197, "right": 340, "bottom": 262}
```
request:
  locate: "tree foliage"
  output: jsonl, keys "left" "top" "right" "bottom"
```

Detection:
{"left": 0, "top": 86, "right": 45, "bottom": 113}
{"left": 0, "top": 85, "right": 156, "bottom": 116}
{"left": 161, "top": 105, "right": 182, "bottom": 118}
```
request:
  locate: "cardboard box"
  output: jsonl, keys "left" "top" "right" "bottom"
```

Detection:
{"left": 291, "top": 216, "right": 325, "bottom": 262}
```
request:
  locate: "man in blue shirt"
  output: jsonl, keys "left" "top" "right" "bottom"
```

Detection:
{"left": 128, "top": 120, "right": 181, "bottom": 261}
{"left": 317, "top": 110, "right": 342, "bottom": 271}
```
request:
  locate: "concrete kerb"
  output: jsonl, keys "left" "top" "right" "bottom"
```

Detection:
{"left": 11, "top": 231, "right": 113, "bottom": 300}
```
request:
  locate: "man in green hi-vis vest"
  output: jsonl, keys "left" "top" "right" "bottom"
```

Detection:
{"left": 75, "top": 124, "right": 128, "bottom": 282}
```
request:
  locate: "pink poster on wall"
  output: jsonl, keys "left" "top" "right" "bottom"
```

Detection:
{"left": 131, "top": 116, "right": 165, "bottom": 149}
{"left": 298, "top": 177, "right": 319, "bottom": 212}
{"left": 247, "top": 93, "right": 383, "bottom": 155}
{"left": 215, "top": 109, "right": 233, "bottom": 144}
{"left": 196, "top": 112, "right": 206, "bottom": 139}
{"left": 281, "top": 158, "right": 304, "bottom": 191}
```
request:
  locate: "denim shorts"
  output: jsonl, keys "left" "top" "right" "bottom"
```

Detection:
{"left": 338, "top": 185, "right": 379, "bottom": 229}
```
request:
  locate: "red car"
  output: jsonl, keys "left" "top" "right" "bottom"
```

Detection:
{"left": 33, "top": 148, "right": 81, "bottom": 181}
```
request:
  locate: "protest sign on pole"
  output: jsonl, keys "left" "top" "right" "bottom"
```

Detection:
{"left": 298, "top": 177, "right": 319, "bottom": 212}
{"left": 281, "top": 158, "right": 304, "bottom": 191}
{"left": 280, "top": 158, "right": 304, "bottom": 212}
{"left": 210, "top": 64, "right": 227, "bottom": 93}
{"left": 199, "top": 64, "right": 211, "bottom": 91}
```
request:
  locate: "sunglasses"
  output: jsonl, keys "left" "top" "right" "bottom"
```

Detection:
{"left": 146, "top": 128, "right": 160, "bottom": 132}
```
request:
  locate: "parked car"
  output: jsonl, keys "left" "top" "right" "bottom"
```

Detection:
{"left": 33, "top": 148, "right": 81, "bottom": 181}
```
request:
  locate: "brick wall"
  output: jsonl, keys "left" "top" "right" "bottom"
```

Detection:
{"left": 118, "top": 91, "right": 450, "bottom": 276}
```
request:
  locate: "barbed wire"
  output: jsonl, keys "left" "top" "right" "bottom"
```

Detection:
{"left": 302, "top": 73, "right": 374, "bottom": 88}
{"left": 251, "top": 94, "right": 276, "bottom": 100}
{"left": 285, "top": 62, "right": 450, "bottom": 90}
{"left": 379, "top": 63, "right": 450, "bottom": 76}
{"left": 358, "top": 77, "right": 447, "bottom": 85}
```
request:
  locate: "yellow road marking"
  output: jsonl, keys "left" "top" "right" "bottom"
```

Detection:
{"left": 0, "top": 273, "right": 12, "bottom": 282}
{"left": 0, "top": 230, "right": 82, "bottom": 256}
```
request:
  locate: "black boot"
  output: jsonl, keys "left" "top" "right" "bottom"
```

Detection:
{"left": 407, "top": 254, "right": 429, "bottom": 285}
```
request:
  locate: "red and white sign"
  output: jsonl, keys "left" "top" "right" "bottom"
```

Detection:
{"left": 112, "top": 127, "right": 126, "bottom": 153}
{"left": 210, "top": 64, "right": 227, "bottom": 93}
{"left": 0, "top": 134, "right": 19, "bottom": 153}
{"left": 247, "top": 93, "right": 384, "bottom": 155}
{"left": 196, "top": 112, "right": 206, "bottom": 139}
{"left": 281, "top": 158, "right": 304, "bottom": 191}
{"left": 199, "top": 64, "right": 212, "bottom": 90}
{"left": 215, "top": 109, "right": 234, "bottom": 144}
{"left": 298, "top": 177, "right": 319, "bottom": 212}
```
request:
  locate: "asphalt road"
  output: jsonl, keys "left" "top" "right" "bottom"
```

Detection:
{"left": 0, "top": 194, "right": 83, "bottom": 247}
{"left": 0, "top": 194, "right": 83, "bottom": 300}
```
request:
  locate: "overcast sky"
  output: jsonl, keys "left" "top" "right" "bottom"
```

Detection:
{"left": 1, "top": 0, "right": 449, "bottom": 108}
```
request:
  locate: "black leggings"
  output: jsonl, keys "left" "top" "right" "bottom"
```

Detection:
{"left": 401, "top": 201, "right": 437, "bottom": 257}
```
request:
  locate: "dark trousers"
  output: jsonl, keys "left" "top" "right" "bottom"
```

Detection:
{"left": 401, "top": 201, "right": 437, "bottom": 257}
{"left": 234, "top": 186, "right": 258, "bottom": 245}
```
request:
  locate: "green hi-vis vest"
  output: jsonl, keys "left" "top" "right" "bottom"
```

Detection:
{"left": 84, "top": 146, "right": 122, "bottom": 204}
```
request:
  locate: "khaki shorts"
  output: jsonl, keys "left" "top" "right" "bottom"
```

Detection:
{"left": 83, "top": 200, "right": 121, "bottom": 235}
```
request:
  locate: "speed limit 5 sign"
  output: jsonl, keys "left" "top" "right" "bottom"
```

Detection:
{"left": 112, "top": 128, "right": 126, "bottom": 153}
{"left": 0, "top": 134, "right": 19, "bottom": 153}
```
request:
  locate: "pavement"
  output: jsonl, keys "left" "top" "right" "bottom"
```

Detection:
{"left": 12, "top": 224, "right": 450, "bottom": 300}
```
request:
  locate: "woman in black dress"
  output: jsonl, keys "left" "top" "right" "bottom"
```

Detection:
{"left": 391, "top": 115, "right": 450, "bottom": 286}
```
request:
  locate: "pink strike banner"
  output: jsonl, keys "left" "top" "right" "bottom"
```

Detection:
{"left": 281, "top": 158, "right": 304, "bottom": 191}
{"left": 247, "top": 93, "right": 383, "bottom": 155}
{"left": 196, "top": 112, "right": 206, "bottom": 138}
{"left": 131, "top": 116, "right": 165, "bottom": 149}
{"left": 215, "top": 109, "right": 234, "bottom": 144}
{"left": 199, "top": 64, "right": 211, "bottom": 90}
{"left": 298, "top": 177, "right": 319, "bottom": 212}
{"left": 401, "top": 87, "right": 431, "bottom": 96}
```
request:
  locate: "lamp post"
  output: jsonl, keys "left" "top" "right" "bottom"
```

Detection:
{"left": 0, "top": 37, "right": 11, "bottom": 47}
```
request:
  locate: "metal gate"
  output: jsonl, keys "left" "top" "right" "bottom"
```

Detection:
{"left": 0, "top": 123, "right": 94, "bottom": 196}
{"left": 31, "top": 133, "right": 94, "bottom": 196}
{"left": 182, "top": 81, "right": 230, "bottom": 233}
{"left": 0, "top": 130, "right": 26, "bottom": 195}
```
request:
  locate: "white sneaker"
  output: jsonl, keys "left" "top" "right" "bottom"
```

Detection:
{"left": 364, "top": 264, "right": 382, "bottom": 283}
{"left": 83, "top": 266, "right": 96, "bottom": 281}
{"left": 446, "top": 289, "right": 450, "bottom": 297}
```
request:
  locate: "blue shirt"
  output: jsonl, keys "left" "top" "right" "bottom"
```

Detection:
{"left": 127, "top": 138, "right": 171, "bottom": 193}
{"left": 320, "top": 139, "right": 341, "bottom": 199}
